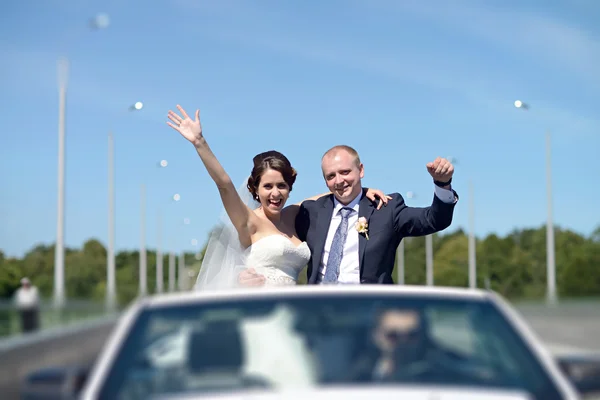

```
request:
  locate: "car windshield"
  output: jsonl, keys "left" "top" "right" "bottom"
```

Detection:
{"left": 99, "top": 294, "right": 563, "bottom": 400}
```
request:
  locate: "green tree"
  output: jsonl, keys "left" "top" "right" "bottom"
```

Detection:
{"left": 1, "top": 224, "right": 599, "bottom": 305}
{"left": 433, "top": 233, "right": 469, "bottom": 287}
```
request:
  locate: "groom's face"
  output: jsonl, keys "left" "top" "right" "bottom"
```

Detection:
{"left": 321, "top": 150, "right": 364, "bottom": 205}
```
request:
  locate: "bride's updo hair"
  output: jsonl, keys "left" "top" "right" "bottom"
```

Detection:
{"left": 247, "top": 150, "right": 297, "bottom": 201}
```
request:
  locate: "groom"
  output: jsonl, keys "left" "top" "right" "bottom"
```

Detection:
{"left": 240, "top": 144, "right": 458, "bottom": 285}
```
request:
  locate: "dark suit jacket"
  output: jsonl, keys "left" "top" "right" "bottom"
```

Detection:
{"left": 294, "top": 187, "right": 458, "bottom": 284}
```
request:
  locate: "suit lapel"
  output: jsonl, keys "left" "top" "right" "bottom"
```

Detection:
{"left": 358, "top": 193, "right": 375, "bottom": 277}
{"left": 310, "top": 195, "right": 335, "bottom": 282}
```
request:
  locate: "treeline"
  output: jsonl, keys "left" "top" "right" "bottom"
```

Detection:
{"left": 1, "top": 224, "right": 598, "bottom": 306}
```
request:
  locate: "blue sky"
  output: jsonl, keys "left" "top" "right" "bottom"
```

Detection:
{"left": 1, "top": 0, "right": 599, "bottom": 258}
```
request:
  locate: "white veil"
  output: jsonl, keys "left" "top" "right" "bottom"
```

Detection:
{"left": 194, "top": 177, "right": 260, "bottom": 291}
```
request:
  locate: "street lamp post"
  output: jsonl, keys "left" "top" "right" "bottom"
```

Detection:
{"left": 140, "top": 160, "right": 169, "bottom": 297}
{"left": 444, "top": 157, "right": 476, "bottom": 288}
{"left": 400, "top": 190, "right": 436, "bottom": 286}
{"left": 425, "top": 235, "right": 434, "bottom": 286}
{"left": 107, "top": 131, "right": 115, "bottom": 311}
{"left": 153, "top": 160, "right": 169, "bottom": 294}
{"left": 396, "top": 241, "right": 405, "bottom": 285}
{"left": 424, "top": 154, "right": 459, "bottom": 287}
{"left": 192, "top": 238, "right": 201, "bottom": 261}
{"left": 397, "top": 190, "right": 416, "bottom": 285}
{"left": 468, "top": 179, "right": 476, "bottom": 289}
{"left": 514, "top": 100, "right": 556, "bottom": 304}
{"left": 167, "top": 198, "right": 184, "bottom": 292}
{"left": 171, "top": 219, "right": 192, "bottom": 291}
{"left": 169, "top": 252, "right": 176, "bottom": 292}
{"left": 54, "top": 57, "right": 68, "bottom": 309}
{"left": 414, "top": 186, "right": 434, "bottom": 286}
{"left": 139, "top": 183, "right": 147, "bottom": 296}
{"left": 54, "top": 13, "right": 110, "bottom": 309}
{"left": 106, "top": 101, "right": 144, "bottom": 311}
{"left": 156, "top": 213, "right": 163, "bottom": 294}
{"left": 157, "top": 192, "right": 181, "bottom": 293}
{"left": 178, "top": 252, "right": 186, "bottom": 291}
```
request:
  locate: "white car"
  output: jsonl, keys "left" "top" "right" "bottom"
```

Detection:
{"left": 30, "top": 286, "right": 600, "bottom": 399}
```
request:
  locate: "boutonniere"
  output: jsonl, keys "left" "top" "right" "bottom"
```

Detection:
{"left": 355, "top": 217, "right": 369, "bottom": 240}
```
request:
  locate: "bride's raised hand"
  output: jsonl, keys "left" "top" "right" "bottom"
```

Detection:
{"left": 167, "top": 105, "right": 203, "bottom": 146}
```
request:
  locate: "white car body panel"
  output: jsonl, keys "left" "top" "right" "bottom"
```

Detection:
{"left": 79, "top": 285, "right": 582, "bottom": 400}
{"left": 152, "top": 386, "right": 533, "bottom": 400}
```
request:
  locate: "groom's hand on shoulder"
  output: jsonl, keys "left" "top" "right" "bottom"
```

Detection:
{"left": 238, "top": 267, "right": 266, "bottom": 287}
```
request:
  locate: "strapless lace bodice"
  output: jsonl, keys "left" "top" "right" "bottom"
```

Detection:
{"left": 244, "top": 235, "right": 311, "bottom": 286}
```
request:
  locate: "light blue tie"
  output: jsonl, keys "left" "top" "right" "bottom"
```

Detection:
{"left": 323, "top": 207, "right": 353, "bottom": 283}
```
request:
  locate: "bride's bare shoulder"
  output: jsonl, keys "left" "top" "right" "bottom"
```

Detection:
{"left": 281, "top": 205, "right": 300, "bottom": 225}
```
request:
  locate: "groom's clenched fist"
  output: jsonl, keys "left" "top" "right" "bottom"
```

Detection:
{"left": 426, "top": 157, "right": 454, "bottom": 184}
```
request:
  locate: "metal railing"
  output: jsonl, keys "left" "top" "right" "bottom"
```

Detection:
{"left": 0, "top": 299, "right": 111, "bottom": 339}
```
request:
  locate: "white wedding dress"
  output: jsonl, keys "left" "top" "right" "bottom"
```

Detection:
{"left": 244, "top": 234, "right": 311, "bottom": 286}
{"left": 141, "top": 235, "right": 316, "bottom": 391}
{"left": 233, "top": 236, "right": 316, "bottom": 387}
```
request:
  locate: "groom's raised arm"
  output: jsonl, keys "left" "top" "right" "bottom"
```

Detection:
{"left": 392, "top": 188, "right": 457, "bottom": 237}
{"left": 393, "top": 157, "right": 458, "bottom": 237}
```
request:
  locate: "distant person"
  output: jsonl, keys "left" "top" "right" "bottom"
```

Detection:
{"left": 13, "top": 277, "right": 40, "bottom": 333}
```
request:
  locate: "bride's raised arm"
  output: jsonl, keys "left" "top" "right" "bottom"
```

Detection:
{"left": 167, "top": 105, "right": 255, "bottom": 245}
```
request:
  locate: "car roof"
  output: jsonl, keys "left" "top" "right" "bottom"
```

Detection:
{"left": 137, "top": 285, "right": 494, "bottom": 309}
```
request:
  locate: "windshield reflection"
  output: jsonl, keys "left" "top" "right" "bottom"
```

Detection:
{"left": 99, "top": 295, "right": 563, "bottom": 400}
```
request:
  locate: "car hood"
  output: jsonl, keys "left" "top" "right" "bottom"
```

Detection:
{"left": 151, "top": 385, "right": 533, "bottom": 400}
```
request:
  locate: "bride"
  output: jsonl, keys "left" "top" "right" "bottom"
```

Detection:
{"left": 160, "top": 105, "right": 389, "bottom": 390}
{"left": 167, "top": 105, "right": 389, "bottom": 290}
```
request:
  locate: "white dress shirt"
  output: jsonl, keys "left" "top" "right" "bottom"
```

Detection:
{"left": 318, "top": 185, "right": 456, "bottom": 284}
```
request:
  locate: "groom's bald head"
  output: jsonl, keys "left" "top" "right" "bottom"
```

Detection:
{"left": 321, "top": 145, "right": 361, "bottom": 167}
{"left": 321, "top": 145, "right": 364, "bottom": 205}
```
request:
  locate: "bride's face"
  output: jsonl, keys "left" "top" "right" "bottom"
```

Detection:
{"left": 257, "top": 168, "right": 290, "bottom": 214}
